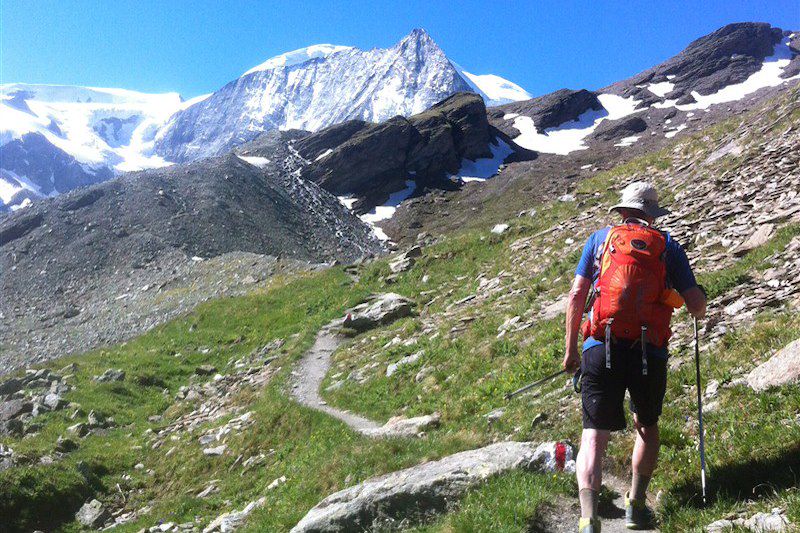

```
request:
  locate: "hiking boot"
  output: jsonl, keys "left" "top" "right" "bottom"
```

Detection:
{"left": 625, "top": 492, "right": 656, "bottom": 529}
{"left": 578, "top": 517, "right": 601, "bottom": 533}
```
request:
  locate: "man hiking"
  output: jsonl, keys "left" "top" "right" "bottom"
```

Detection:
{"left": 563, "top": 182, "right": 707, "bottom": 532}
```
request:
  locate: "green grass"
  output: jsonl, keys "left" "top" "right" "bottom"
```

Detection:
{"left": 408, "top": 471, "right": 574, "bottom": 532}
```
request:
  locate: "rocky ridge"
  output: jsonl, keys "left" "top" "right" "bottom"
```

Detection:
{"left": 0, "top": 136, "right": 382, "bottom": 373}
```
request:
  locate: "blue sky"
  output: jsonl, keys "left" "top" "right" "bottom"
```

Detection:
{"left": 2, "top": 1, "right": 798, "bottom": 99}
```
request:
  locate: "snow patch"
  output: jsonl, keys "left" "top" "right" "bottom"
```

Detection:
{"left": 647, "top": 81, "right": 675, "bottom": 97}
{"left": 243, "top": 45, "right": 354, "bottom": 76}
{"left": 315, "top": 148, "right": 334, "bottom": 161}
{"left": 456, "top": 68, "right": 532, "bottom": 106}
{"left": 653, "top": 37, "right": 799, "bottom": 112}
{"left": 665, "top": 124, "right": 687, "bottom": 138}
{"left": 510, "top": 94, "right": 643, "bottom": 155}
{"left": 450, "top": 139, "right": 513, "bottom": 183}
{"left": 237, "top": 155, "right": 271, "bottom": 168}
{"left": 503, "top": 113, "right": 519, "bottom": 120}
{"left": 614, "top": 135, "right": 640, "bottom": 147}
{"left": 337, "top": 196, "right": 358, "bottom": 210}
{"left": 0, "top": 83, "right": 183, "bottom": 172}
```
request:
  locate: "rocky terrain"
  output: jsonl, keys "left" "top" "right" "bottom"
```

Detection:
{"left": 386, "top": 22, "right": 800, "bottom": 242}
{"left": 241, "top": 92, "right": 530, "bottom": 216}
{"left": 0, "top": 137, "right": 382, "bottom": 373}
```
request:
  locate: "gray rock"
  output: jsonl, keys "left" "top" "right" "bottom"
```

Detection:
{"left": 364, "top": 413, "right": 440, "bottom": 438}
{"left": 485, "top": 408, "right": 505, "bottom": 424}
{"left": 196, "top": 365, "right": 218, "bottom": 376}
{"left": 291, "top": 441, "right": 573, "bottom": 532}
{"left": 388, "top": 245, "right": 422, "bottom": 274}
{"left": 734, "top": 224, "right": 775, "bottom": 257}
{"left": 747, "top": 338, "right": 800, "bottom": 392}
{"left": 342, "top": 293, "right": 414, "bottom": 333}
{"left": 44, "top": 392, "right": 67, "bottom": 410}
{"left": 87, "top": 410, "right": 111, "bottom": 428}
{"left": 94, "top": 369, "right": 126, "bottom": 383}
{"left": 706, "top": 508, "right": 791, "bottom": 532}
{"left": 386, "top": 351, "right": 423, "bottom": 377}
{"left": 55, "top": 436, "right": 79, "bottom": 453}
{"left": 203, "top": 445, "right": 227, "bottom": 456}
{"left": 75, "top": 499, "right": 111, "bottom": 528}
{"left": 0, "top": 377, "right": 23, "bottom": 396}
{"left": 67, "top": 422, "right": 89, "bottom": 437}
{"left": 202, "top": 497, "right": 266, "bottom": 533}
{"left": 2, "top": 418, "right": 23, "bottom": 436}
{"left": 1, "top": 398, "right": 32, "bottom": 421}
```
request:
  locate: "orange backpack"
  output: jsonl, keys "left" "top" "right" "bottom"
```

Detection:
{"left": 582, "top": 223, "right": 675, "bottom": 372}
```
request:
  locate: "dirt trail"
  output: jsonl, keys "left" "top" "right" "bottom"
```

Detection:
{"left": 290, "top": 322, "right": 380, "bottom": 434}
{"left": 538, "top": 474, "right": 659, "bottom": 532}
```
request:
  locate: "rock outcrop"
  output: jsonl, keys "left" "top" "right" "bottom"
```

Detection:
{"left": 295, "top": 93, "right": 504, "bottom": 210}
{"left": 342, "top": 293, "right": 415, "bottom": 333}
{"left": 747, "top": 337, "right": 800, "bottom": 392}
{"left": 489, "top": 89, "right": 603, "bottom": 137}
{"left": 291, "top": 441, "right": 574, "bottom": 532}
{"left": 603, "top": 22, "right": 785, "bottom": 103}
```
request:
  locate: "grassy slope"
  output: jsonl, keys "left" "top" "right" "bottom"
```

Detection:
{"left": 2, "top": 93, "right": 799, "bottom": 532}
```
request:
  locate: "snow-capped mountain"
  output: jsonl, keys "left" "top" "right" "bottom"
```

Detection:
{"left": 0, "top": 29, "right": 529, "bottom": 211}
{"left": 153, "top": 29, "right": 530, "bottom": 162}
{"left": 0, "top": 84, "right": 198, "bottom": 211}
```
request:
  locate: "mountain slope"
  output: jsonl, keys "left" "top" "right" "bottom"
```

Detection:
{"left": 388, "top": 22, "right": 799, "bottom": 243}
{"left": 153, "top": 29, "right": 530, "bottom": 163}
{"left": 1, "top": 86, "right": 798, "bottom": 533}
{"left": 0, "top": 138, "right": 382, "bottom": 370}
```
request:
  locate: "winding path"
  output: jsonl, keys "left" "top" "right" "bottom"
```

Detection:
{"left": 290, "top": 321, "right": 380, "bottom": 433}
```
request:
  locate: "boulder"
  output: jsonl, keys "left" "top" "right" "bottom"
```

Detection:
{"left": 592, "top": 116, "right": 648, "bottom": 142}
{"left": 44, "top": 392, "right": 67, "bottom": 410}
{"left": 706, "top": 508, "right": 791, "bottom": 532}
{"left": 203, "top": 497, "right": 266, "bottom": 533}
{"left": 386, "top": 351, "right": 423, "bottom": 377}
{"left": 734, "top": 224, "right": 775, "bottom": 256}
{"left": 75, "top": 499, "right": 110, "bottom": 528}
{"left": 93, "top": 368, "right": 126, "bottom": 383}
{"left": 291, "top": 441, "right": 574, "bottom": 532}
{"left": 490, "top": 89, "right": 602, "bottom": 136}
{"left": 0, "top": 377, "right": 23, "bottom": 396}
{"left": 1, "top": 399, "right": 32, "bottom": 421}
{"left": 747, "top": 338, "right": 800, "bottom": 392}
{"left": 388, "top": 245, "right": 422, "bottom": 274}
{"left": 342, "top": 294, "right": 414, "bottom": 333}
{"left": 364, "top": 413, "right": 440, "bottom": 438}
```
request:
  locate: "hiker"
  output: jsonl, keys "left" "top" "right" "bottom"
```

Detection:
{"left": 562, "top": 182, "right": 707, "bottom": 532}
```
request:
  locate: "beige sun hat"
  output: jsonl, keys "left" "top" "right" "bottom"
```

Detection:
{"left": 609, "top": 181, "right": 670, "bottom": 218}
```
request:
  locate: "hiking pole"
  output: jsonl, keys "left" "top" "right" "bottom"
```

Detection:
{"left": 504, "top": 369, "right": 566, "bottom": 401}
{"left": 693, "top": 316, "right": 708, "bottom": 505}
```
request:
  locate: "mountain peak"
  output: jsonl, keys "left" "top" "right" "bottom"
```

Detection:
{"left": 398, "top": 28, "right": 439, "bottom": 49}
{"left": 242, "top": 44, "right": 354, "bottom": 76}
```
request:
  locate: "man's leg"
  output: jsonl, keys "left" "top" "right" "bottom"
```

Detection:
{"left": 577, "top": 428, "right": 611, "bottom": 519}
{"left": 630, "top": 416, "right": 659, "bottom": 501}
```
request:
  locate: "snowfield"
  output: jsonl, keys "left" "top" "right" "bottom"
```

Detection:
{"left": 510, "top": 94, "right": 642, "bottom": 155}
{"left": 0, "top": 84, "right": 183, "bottom": 171}
{"left": 653, "top": 37, "right": 799, "bottom": 112}
{"left": 450, "top": 139, "right": 514, "bottom": 183}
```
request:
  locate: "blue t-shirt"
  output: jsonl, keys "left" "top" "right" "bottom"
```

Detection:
{"left": 576, "top": 226, "right": 697, "bottom": 357}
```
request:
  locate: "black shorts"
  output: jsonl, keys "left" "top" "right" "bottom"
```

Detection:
{"left": 580, "top": 341, "right": 668, "bottom": 431}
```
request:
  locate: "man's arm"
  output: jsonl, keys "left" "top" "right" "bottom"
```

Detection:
{"left": 563, "top": 274, "right": 591, "bottom": 373}
{"left": 681, "top": 285, "right": 707, "bottom": 319}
